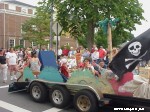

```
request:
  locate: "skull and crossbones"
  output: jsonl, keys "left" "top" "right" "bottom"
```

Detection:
{"left": 128, "top": 41, "right": 141, "bottom": 56}
{"left": 125, "top": 41, "right": 147, "bottom": 69}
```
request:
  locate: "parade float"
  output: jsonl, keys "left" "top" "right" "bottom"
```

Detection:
{"left": 9, "top": 51, "right": 114, "bottom": 112}
{"left": 8, "top": 29, "right": 150, "bottom": 112}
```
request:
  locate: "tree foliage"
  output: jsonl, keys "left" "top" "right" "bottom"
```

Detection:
{"left": 23, "top": 0, "right": 145, "bottom": 49}
{"left": 49, "top": 0, "right": 144, "bottom": 49}
{"left": 22, "top": 2, "right": 50, "bottom": 47}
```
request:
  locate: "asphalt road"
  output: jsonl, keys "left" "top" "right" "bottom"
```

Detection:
{"left": 0, "top": 74, "right": 76, "bottom": 112}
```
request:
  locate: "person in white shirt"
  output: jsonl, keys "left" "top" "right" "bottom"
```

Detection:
{"left": 18, "top": 48, "right": 24, "bottom": 61}
{"left": 68, "top": 47, "right": 76, "bottom": 58}
{"left": 6, "top": 48, "right": 18, "bottom": 81}
{"left": 91, "top": 47, "right": 99, "bottom": 64}
{"left": 58, "top": 47, "right": 62, "bottom": 60}
{"left": 67, "top": 55, "right": 77, "bottom": 69}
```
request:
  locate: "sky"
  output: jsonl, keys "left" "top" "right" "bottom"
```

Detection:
{"left": 18, "top": 0, "right": 150, "bottom": 37}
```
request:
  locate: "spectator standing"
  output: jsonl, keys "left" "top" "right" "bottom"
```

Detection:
{"left": 62, "top": 45, "right": 69, "bottom": 56}
{"left": 57, "top": 47, "right": 62, "bottom": 60}
{"left": 6, "top": 48, "right": 18, "bottom": 80}
{"left": 98, "top": 46, "right": 106, "bottom": 61}
{"left": 91, "top": 47, "right": 99, "bottom": 64}
{"left": 58, "top": 47, "right": 62, "bottom": 56}
{"left": 68, "top": 47, "right": 76, "bottom": 58}
{"left": 33, "top": 46, "right": 40, "bottom": 56}
{"left": 75, "top": 49, "right": 82, "bottom": 66}
{"left": 25, "top": 48, "right": 31, "bottom": 59}
{"left": 104, "top": 52, "right": 109, "bottom": 66}
{"left": 91, "top": 44, "right": 97, "bottom": 53}
{"left": 82, "top": 48, "right": 90, "bottom": 59}
{"left": 67, "top": 55, "right": 77, "bottom": 69}
{"left": 79, "top": 46, "right": 84, "bottom": 54}
{"left": 3, "top": 48, "right": 7, "bottom": 56}
{"left": 0, "top": 49, "right": 7, "bottom": 83}
{"left": 18, "top": 48, "right": 24, "bottom": 61}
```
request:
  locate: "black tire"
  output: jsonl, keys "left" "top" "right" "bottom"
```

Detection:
{"left": 74, "top": 90, "right": 98, "bottom": 112}
{"left": 49, "top": 85, "right": 71, "bottom": 108}
{"left": 30, "top": 82, "right": 48, "bottom": 102}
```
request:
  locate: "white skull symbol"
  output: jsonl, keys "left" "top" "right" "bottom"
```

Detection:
{"left": 128, "top": 41, "right": 142, "bottom": 56}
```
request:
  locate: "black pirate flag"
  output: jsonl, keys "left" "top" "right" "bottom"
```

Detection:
{"left": 109, "top": 28, "right": 150, "bottom": 80}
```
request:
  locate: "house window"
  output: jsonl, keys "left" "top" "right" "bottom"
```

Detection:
{"left": 19, "top": 39, "right": 25, "bottom": 47}
{"left": 31, "top": 42, "right": 36, "bottom": 47}
{"left": 21, "top": 24, "right": 26, "bottom": 34}
{"left": 22, "top": 8, "right": 27, "bottom": 13}
{"left": 9, "top": 39, "right": 15, "bottom": 47}
{"left": 33, "top": 9, "right": 36, "bottom": 15}
{"left": 9, "top": 4, "right": 16, "bottom": 10}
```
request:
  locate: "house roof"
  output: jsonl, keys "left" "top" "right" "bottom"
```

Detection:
{"left": 3, "top": 0, "right": 36, "bottom": 8}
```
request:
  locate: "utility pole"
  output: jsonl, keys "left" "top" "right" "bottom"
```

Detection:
{"left": 50, "top": 0, "right": 53, "bottom": 50}
{"left": 3, "top": 2, "right": 6, "bottom": 48}
{"left": 107, "top": 23, "right": 112, "bottom": 61}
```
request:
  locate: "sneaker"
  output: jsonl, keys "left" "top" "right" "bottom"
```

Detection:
{"left": 14, "top": 75, "right": 17, "bottom": 80}
{"left": 10, "top": 76, "right": 13, "bottom": 81}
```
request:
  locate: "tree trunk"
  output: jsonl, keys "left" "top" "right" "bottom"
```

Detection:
{"left": 86, "top": 20, "right": 94, "bottom": 50}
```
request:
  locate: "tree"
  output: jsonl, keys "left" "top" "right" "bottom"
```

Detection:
{"left": 46, "top": 0, "right": 144, "bottom": 50}
{"left": 22, "top": 2, "right": 50, "bottom": 48}
{"left": 23, "top": 0, "right": 144, "bottom": 50}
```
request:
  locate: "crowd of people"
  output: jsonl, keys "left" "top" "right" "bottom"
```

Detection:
{"left": 0, "top": 44, "right": 117, "bottom": 83}
{"left": 0, "top": 47, "right": 41, "bottom": 83}
{"left": 57, "top": 45, "right": 116, "bottom": 80}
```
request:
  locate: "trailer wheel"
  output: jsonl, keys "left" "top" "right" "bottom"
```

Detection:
{"left": 30, "top": 82, "right": 48, "bottom": 102}
{"left": 50, "top": 86, "right": 71, "bottom": 108}
{"left": 74, "top": 90, "right": 98, "bottom": 112}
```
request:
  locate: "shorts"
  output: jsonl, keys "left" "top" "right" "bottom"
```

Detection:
{"left": 9, "top": 65, "right": 17, "bottom": 71}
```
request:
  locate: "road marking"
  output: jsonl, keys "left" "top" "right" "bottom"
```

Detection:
{"left": 0, "top": 85, "right": 9, "bottom": 89}
{"left": 0, "top": 100, "right": 31, "bottom": 112}
{"left": 43, "top": 107, "right": 62, "bottom": 112}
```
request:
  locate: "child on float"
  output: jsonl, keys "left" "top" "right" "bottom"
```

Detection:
{"left": 82, "top": 57, "right": 95, "bottom": 75}
{"left": 60, "top": 58, "right": 71, "bottom": 77}
{"left": 60, "top": 58, "right": 71, "bottom": 82}
{"left": 28, "top": 51, "right": 41, "bottom": 78}
{"left": 17, "top": 57, "right": 28, "bottom": 82}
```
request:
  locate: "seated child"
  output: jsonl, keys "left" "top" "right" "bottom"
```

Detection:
{"left": 60, "top": 58, "right": 71, "bottom": 82}
{"left": 17, "top": 58, "right": 28, "bottom": 82}
{"left": 28, "top": 51, "right": 41, "bottom": 78}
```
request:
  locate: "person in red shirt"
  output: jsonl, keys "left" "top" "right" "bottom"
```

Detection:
{"left": 98, "top": 46, "right": 106, "bottom": 60}
{"left": 62, "top": 46, "right": 69, "bottom": 56}
{"left": 60, "top": 58, "right": 70, "bottom": 79}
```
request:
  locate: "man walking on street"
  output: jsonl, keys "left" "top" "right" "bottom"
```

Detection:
{"left": 6, "top": 48, "right": 18, "bottom": 81}
{"left": 0, "top": 49, "right": 7, "bottom": 83}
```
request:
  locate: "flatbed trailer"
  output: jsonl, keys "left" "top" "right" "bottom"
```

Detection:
{"left": 27, "top": 79, "right": 110, "bottom": 112}
{"left": 9, "top": 65, "right": 113, "bottom": 112}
